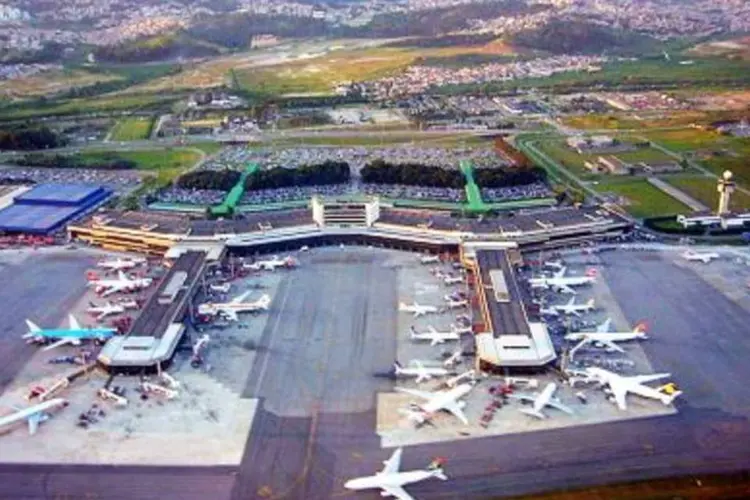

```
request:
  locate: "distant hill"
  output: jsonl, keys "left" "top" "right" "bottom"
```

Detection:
{"left": 94, "top": 32, "right": 223, "bottom": 63}
{"left": 511, "top": 19, "right": 660, "bottom": 55}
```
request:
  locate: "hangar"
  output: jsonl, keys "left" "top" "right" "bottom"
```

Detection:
{"left": 0, "top": 183, "right": 111, "bottom": 234}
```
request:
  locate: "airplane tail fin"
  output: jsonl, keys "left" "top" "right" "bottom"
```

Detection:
{"left": 24, "top": 319, "right": 41, "bottom": 336}
{"left": 661, "top": 391, "right": 682, "bottom": 406}
{"left": 258, "top": 294, "right": 272, "bottom": 309}
{"left": 520, "top": 408, "right": 547, "bottom": 419}
{"left": 586, "top": 298, "right": 595, "bottom": 309}
{"left": 432, "top": 469, "right": 448, "bottom": 481}
{"left": 393, "top": 361, "right": 403, "bottom": 372}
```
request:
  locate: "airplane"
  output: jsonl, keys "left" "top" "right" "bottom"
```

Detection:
{"left": 96, "top": 257, "right": 146, "bottom": 271}
{"left": 23, "top": 314, "right": 116, "bottom": 351}
{"left": 443, "top": 349, "right": 463, "bottom": 368}
{"left": 443, "top": 275, "right": 463, "bottom": 285}
{"left": 544, "top": 260, "right": 565, "bottom": 271}
{"left": 410, "top": 325, "right": 460, "bottom": 346}
{"left": 420, "top": 254, "right": 440, "bottom": 265}
{"left": 209, "top": 283, "right": 231, "bottom": 294}
{"left": 444, "top": 369, "right": 476, "bottom": 389}
{"left": 0, "top": 398, "right": 68, "bottom": 435}
{"left": 566, "top": 318, "right": 648, "bottom": 354}
{"left": 397, "top": 382, "right": 474, "bottom": 425}
{"left": 344, "top": 448, "right": 448, "bottom": 499}
{"left": 444, "top": 296, "right": 468, "bottom": 309}
{"left": 399, "top": 302, "right": 441, "bottom": 318}
{"left": 86, "top": 301, "right": 133, "bottom": 321}
{"left": 682, "top": 250, "right": 720, "bottom": 263}
{"left": 89, "top": 271, "right": 152, "bottom": 297}
{"left": 393, "top": 360, "right": 450, "bottom": 384}
{"left": 451, "top": 323, "right": 472, "bottom": 335}
{"left": 198, "top": 292, "right": 271, "bottom": 321}
{"left": 507, "top": 382, "right": 574, "bottom": 419}
{"left": 583, "top": 367, "right": 682, "bottom": 410}
{"left": 528, "top": 267, "right": 596, "bottom": 294}
{"left": 551, "top": 297, "right": 595, "bottom": 317}
{"left": 243, "top": 255, "right": 295, "bottom": 271}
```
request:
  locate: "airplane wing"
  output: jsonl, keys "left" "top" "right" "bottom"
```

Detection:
{"left": 443, "top": 400, "right": 469, "bottom": 425}
{"left": 27, "top": 412, "right": 41, "bottom": 435}
{"left": 41, "top": 337, "right": 77, "bottom": 351}
{"left": 554, "top": 267, "right": 566, "bottom": 279}
{"left": 558, "top": 285, "right": 576, "bottom": 295}
{"left": 570, "top": 310, "right": 581, "bottom": 317}
{"left": 381, "top": 486, "right": 415, "bottom": 500}
{"left": 222, "top": 309, "right": 238, "bottom": 321}
{"left": 507, "top": 393, "right": 535, "bottom": 403}
{"left": 100, "top": 285, "right": 120, "bottom": 297}
{"left": 68, "top": 314, "right": 81, "bottom": 330}
{"left": 609, "top": 383, "right": 629, "bottom": 410}
{"left": 379, "top": 448, "right": 402, "bottom": 474}
{"left": 631, "top": 373, "right": 670, "bottom": 385}
{"left": 600, "top": 339, "right": 625, "bottom": 353}
{"left": 231, "top": 291, "right": 251, "bottom": 304}
{"left": 597, "top": 318, "right": 612, "bottom": 333}
{"left": 395, "top": 387, "right": 434, "bottom": 401}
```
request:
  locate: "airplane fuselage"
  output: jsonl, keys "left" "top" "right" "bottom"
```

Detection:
{"left": 566, "top": 332, "right": 647, "bottom": 342}
{"left": 28, "top": 328, "right": 115, "bottom": 340}
{"left": 345, "top": 470, "right": 439, "bottom": 491}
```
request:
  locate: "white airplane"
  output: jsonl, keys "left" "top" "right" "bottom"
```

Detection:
{"left": 566, "top": 318, "right": 648, "bottom": 354}
{"left": 397, "top": 383, "right": 474, "bottom": 425}
{"left": 443, "top": 349, "right": 463, "bottom": 368}
{"left": 544, "top": 260, "right": 565, "bottom": 271}
{"left": 23, "top": 314, "right": 116, "bottom": 351}
{"left": 443, "top": 275, "right": 463, "bottom": 285}
{"left": 96, "top": 257, "right": 146, "bottom": 271}
{"left": 344, "top": 448, "right": 448, "bottom": 499}
{"left": 508, "top": 382, "right": 574, "bottom": 419}
{"left": 451, "top": 323, "right": 472, "bottom": 335}
{"left": 444, "top": 297, "right": 468, "bottom": 309}
{"left": 420, "top": 254, "right": 440, "bottom": 264}
{"left": 584, "top": 367, "right": 682, "bottom": 410}
{"left": 89, "top": 271, "right": 152, "bottom": 297}
{"left": 529, "top": 267, "right": 596, "bottom": 294}
{"left": 244, "top": 255, "right": 294, "bottom": 271}
{"left": 87, "top": 301, "right": 129, "bottom": 320}
{"left": 0, "top": 398, "right": 68, "bottom": 435}
{"left": 394, "top": 360, "right": 450, "bottom": 384}
{"left": 410, "top": 325, "right": 460, "bottom": 346}
{"left": 197, "top": 292, "right": 271, "bottom": 321}
{"left": 551, "top": 297, "right": 595, "bottom": 317}
{"left": 444, "top": 369, "right": 476, "bottom": 389}
{"left": 209, "top": 283, "right": 231, "bottom": 294}
{"left": 399, "top": 302, "right": 440, "bottom": 318}
{"left": 682, "top": 250, "right": 719, "bottom": 263}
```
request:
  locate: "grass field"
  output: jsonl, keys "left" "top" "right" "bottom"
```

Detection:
{"left": 637, "top": 128, "right": 730, "bottom": 152}
{"left": 0, "top": 93, "right": 178, "bottom": 122}
{"left": 700, "top": 137, "right": 750, "bottom": 183}
{"left": 0, "top": 69, "right": 122, "bottom": 99}
{"left": 664, "top": 176, "right": 750, "bottom": 211}
{"left": 535, "top": 139, "right": 674, "bottom": 176}
{"left": 109, "top": 117, "right": 154, "bottom": 141}
{"left": 79, "top": 148, "right": 203, "bottom": 183}
{"left": 563, "top": 111, "right": 711, "bottom": 131}
{"left": 592, "top": 178, "right": 690, "bottom": 218}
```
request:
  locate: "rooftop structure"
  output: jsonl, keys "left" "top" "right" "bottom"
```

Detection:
{"left": 465, "top": 244, "right": 556, "bottom": 368}
{"left": 0, "top": 182, "right": 111, "bottom": 234}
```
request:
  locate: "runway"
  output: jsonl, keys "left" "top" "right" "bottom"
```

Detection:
{"left": 3, "top": 248, "right": 750, "bottom": 499}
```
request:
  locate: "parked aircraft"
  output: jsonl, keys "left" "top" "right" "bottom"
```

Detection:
{"left": 209, "top": 283, "right": 231, "bottom": 294}
{"left": 444, "top": 369, "right": 476, "bottom": 389}
{"left": 551, "top": 297, "right": 595, "bottom": 317}
{"left": 420, "top": 255, "right": 440, "bottom": 264}
{"left": 566, "top": 318, "right": 648, "bottom": 355}
{"left": 410, "top": 326, "right": 459, "bottom": 346}
{"left": 399, "top": 302, "right": 440, "bottom": 318}
{"left": 443, "top": 349, "right": 463, "bottom": 368}
{"left": 544, "top": 260, "right": 565, "bottom": 271}
{"left": 86, "top": 300, "right": 137, "bottom": 320}
{"left": 582, "top": 367, "right": 682, "bottom": 410}
{"left": 394, "top": 360, "right": 450, "bottom": 384}
{"left": 0, "top": 398, "right": 68, "bottom": 435}
{"left": 444, "top": 297, "right": 468, "bottom": 309}
{"left": 89, "top": 271, "right": 152, "bottom": 297}
{"left": 344, "top": 448, "right": 448, "bottom": 499}
{"left": 96, "top": 257, "right": 146, "bottom": 272}
{"left": 23, "top": 315, "right": 116, "bottom": 351}
{"left": 682, "top": 250, "right": 720, "bottom": 263}
{"left": 451, "top": 323, "right": 472, "bottom": 335}
{"left": 508, "top": 382, "right": 574, "bottom": 419}
{"left": 397, "top": 383, "right": 474, "bottom": 425}
{"left": 529, "top": 267, "right": 596, "bottom": 294}
{"left": 443, "top": 275, "right": 463, "bottom": 285}
{"left": 198, "top": 292, "right": 272, "bottom": 321}
{"left": 244, "top": 255, "right": 295, "bottom": 271}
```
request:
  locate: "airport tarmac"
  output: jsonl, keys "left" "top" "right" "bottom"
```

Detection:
{"left": 4, "top": 244, "right": 750, "bottom": 500}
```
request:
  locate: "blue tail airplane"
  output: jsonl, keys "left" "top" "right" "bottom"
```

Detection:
{"left": 23, "top": 314, "right": 117, "bottom": 351}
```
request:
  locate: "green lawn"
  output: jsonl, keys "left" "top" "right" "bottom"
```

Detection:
{"left": 190, "top": 142, "right": 225, "bottom": 155}
{"left": 592, "top": 178, "right": 690, "bottom": 218}
{"left": 109, "top": 117, "right": 154, "bottom": 141}
{"left": 79, "top": 148, "right": 203, "bottom": 183}
{"left": 666, "top": 175, "right": 750, "bottom": 211}
{"left": 638, "top": 128, "right": 730, "bottom": 152}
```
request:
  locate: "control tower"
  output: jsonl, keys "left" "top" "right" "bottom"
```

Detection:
{"left": 717, "top": 170, "right": 735, "bottom": 215}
